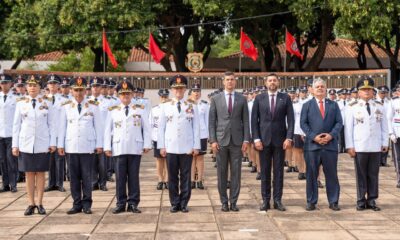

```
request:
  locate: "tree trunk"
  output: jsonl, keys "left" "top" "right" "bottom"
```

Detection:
{"left": 92, "top": 47, "right": 103, "bottom": 72}
{"left": 160, "top": 54, "right": 173, "bottom": 72}
{"left": 304, "top": 11, "right": 334, "bottom": 71}
{"left": 356, "top": 40, "right": 367, "bottom": 69}
{"left": 11, "top": 58, "right": 22, "bottom": 69}
{"left": 261, "top": 43, "right": 274, "bottom": 71}
{"left": 366, "top": 42, "right": 383, "bottom": 69}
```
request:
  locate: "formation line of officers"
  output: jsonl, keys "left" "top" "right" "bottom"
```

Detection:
{"left": 0, "top": 72, "right": 399, "bottom": 216}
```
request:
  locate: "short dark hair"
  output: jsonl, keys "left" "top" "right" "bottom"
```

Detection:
{"left": 266, "top": 73, "right": 278, "bottom": 79}
{"left": 224, "top": 71, "right": 234, "bottom": 77}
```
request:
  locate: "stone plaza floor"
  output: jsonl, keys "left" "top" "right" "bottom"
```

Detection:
{"left": 0, "top": 152, "right": 399, "bottom": 240}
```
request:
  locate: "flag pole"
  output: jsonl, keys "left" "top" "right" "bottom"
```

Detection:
{"left": 284, "top": 28, "right": 287, "bottom": 82}
{"left": 239, "top": 27, "right": 243, "bottom": 73}
{"left": 103, "top": 28, "right": 106, "bottom": 73}
{"left": 148, "top": 28, "right": 151, "bottom": 72}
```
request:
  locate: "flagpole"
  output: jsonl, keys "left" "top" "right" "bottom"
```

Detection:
{"left": 148, "top": 28, "right": 151, "bottom": 72}
{"left": 103, "top": 28, "right": 106, "bottom": 73}
{"left": 239, "top": 27, "right": 243, "bottom": 73}
{"left": 284, "top": 28, "right": 287, "bottom": 82}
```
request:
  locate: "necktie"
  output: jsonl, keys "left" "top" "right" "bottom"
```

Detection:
{"left": 3, "top": 94, "right": 7, "bottom": 103}
{"left": 381, "top": 99, "right": 384, "bottom": 104}
{"left": 177, "top": 101, "right": 181, "bottom": 113}
{"left": 343, "top": 100, "right": 346, "bottom": 106}
{"left": 94, "top": 98, "right": 98, "bottom": 102}
{"left": 32, "top": 99, "right": 36, "bottom": 109}
{"left": 52, "top": 96, "right": 55, "bottom": 104}
{"left": 125, "top": 106, "right": 129, "bottom": 116}
{"left": 319, "top": 100, "right": 325, "bottom": 119}
{"left": 228, "top": 93, "right": 232, "bottom": 114}
{"left": 270, "top": 94, "right": 275, "bottom": 117}
{"left": 366, "top": 102, "right": 371, "bottom": 115}
{"left": 78, "top": 103, "right": 82, "bottom": 114}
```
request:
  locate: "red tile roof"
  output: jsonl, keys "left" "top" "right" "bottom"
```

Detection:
{"left": 33, "top": 51, "right": 66, "bottom": 61}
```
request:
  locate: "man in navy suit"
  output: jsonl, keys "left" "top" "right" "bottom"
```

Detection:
{"left": 300, "top": 78, "right": 343, "bottom": 211}
{"left": 251, "top": 73, "right": 295, "bottom": 212}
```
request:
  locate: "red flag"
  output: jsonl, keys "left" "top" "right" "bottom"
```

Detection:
{"left": 286, "top": 30, "right": 303, "bottom": 60}
{"left": 240, "top": 29, "right": 258, "bottom": 61}
{"left": 149, "top": 33, "right": 165, "bottom": 64}
{"left": 102, "top": 30, "right": 118, "bottom": 68}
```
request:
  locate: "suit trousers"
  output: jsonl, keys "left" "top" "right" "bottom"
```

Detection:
{"left": 305, "top": 149, "right": 340, "bottom": 205}
{"left": 217, "top": 143, "right": 242, "bottom": 205}
{"left": 48, "top": 151, "right": 65, "bottom": 187}
{"left": 69, "top": 153, "right": 94, "bottom": 210}
{"left": 0, "top": 137, "right": 17, "bottom": 188}
{"left": 354, "top": 152, "right": 381, "bottom": 207}
{"left": 393, "top": 139, "right": 400, "bottom": 185}
{"left": 114, "top": 154, "right": 141, "bottom": 207}
{"left": 166, "top": 153, "right": 193, "bottom": 207}
{"left": 259, "top": 145, "right": 284, "bottom": 202}
{"left": 92, "top": 153, "right": 107, "bottom": 188}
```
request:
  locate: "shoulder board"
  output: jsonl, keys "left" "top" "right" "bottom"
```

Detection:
{"left": 108, "top": 105, "right": 120, "bottom": 111}
{"left": 16, "top": 97, "right": 27, "bottom": 102}
{"left": 392, "top": 96, "right": 399, "bottom": 100}
{"left": 374, "top": 100, "right": 383, "bottom": 105}
{"left": 201, "top": 100, "right": 208, "bottom": 104}
{"left": 112, "top": 97, "right": 117, "bottom": 100}
{"left": 186, "top": 99, "right": 197, "bottom": 105}
{"left": 88, "top": 100, "right": 99, "bottom": 105}
{"left": 135, "top": 104, "right": 145, "bottom": 109}
{"left": 349, "top": 100, "right": 358, "bottom": 106}
{"left": 152, "top": 104, "right": 159, "bottom": 108}
{"left": 61, "top": 100, "right": 72, "bottom": 106}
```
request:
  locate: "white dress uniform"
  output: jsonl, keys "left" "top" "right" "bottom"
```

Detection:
{"left": 293, "top": 100, "right": 305, "bottom": 137}
{"left": 157, "top": 98, "right": 201, "bottom": 154}
{"left": 88, "top": 95, "right": 111, "bottom": 122}
{"left": 0, "top": 92, "right": 17, "bottom": 138}
{"left": 198, "top": 100, "right": 210, "bottom": 140}
{"left": 376, "top": 96, "right": 391, "bottom": 165}
{"left": 150, "top": 104, "right": 162, "bottom": 143}
{"left": 104, "top": 103, "right": 151, "bottom": 156}
{"left": 337, "top": 99, "right": 347, "bottom": 152}
{"left": 387, "top": 96, "right": 400, "bottom": 186}
{"left": 248, "top": 99, "right": 254, "bottom": 137}
{"left": 57, "top": 99, "right": 103, "bottom": 153}
{"left": 132, "top": 97, "right": 151, "bottom": 118}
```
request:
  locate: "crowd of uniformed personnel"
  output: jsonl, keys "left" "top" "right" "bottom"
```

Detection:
{"left": 0, "top": 72, "right": 399, "bottom": 216}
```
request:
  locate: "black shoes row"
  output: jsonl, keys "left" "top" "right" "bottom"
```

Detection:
{"left": 156, "top": 182, "right": 168, "bottom": 190}
{"left": 221, "top": 203, "right": 239, "bottom": 212}
{"left": 191, "top": 181, "right": 205, "bottom": 189}
{"left": 170, "top": 205, "right": 189, "bottom": 213}
{"left": 112, "top": 205, "right": 141, "bottom": 214}
{"left": 24, "top": 205, "right": 46, "bottom": 216}
{"left": 67, "top": 207, "right": 92, "bottom": 215}
{"left": 260, "top": 201, "right": 286, "bottom": 212}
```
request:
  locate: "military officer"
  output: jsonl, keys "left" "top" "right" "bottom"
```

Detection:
{"left": 387, "top": 85, "right": 400, "bottom": 188}
{"left": 14, "top": 76, "right": 27, "bottom": 96}
{"left": 376, "top": 85, "right": 391, "bottom": 167}
{"left": 150, "top": 89, "right": 170, "bottom": 190}
{"left": 349, "top": 87, "right": 358, "bottom": 102}
{"left": 0, "top": 74, "right": 18, "bottom": 192}
{"left": 328, "top": 89, "right": 337, "bottom": 101}
{"left": 345, "top": 77, "right": 389, "bottom": 211}
{"left": 337, "top": 89, "right": 347, "bottom": 153}
{"left": 158, "top": 75, "right": 200, "bottom": 213}
{"left": 292, "top": 87, "right": 306, "bottom": 180}
{"left": 60, "top": 77, "right": 71, "bottom": 99}
{"left": 88, "top": 77, "right": 110, "bottom": 191}
{"left": 58, "top": 77, "right": 103, "bottom": 214}
{"left": 104, "top": 80, "right": 151, "bottom": 214}
{"left": 44, "top": 74, "right": 67, "bottom": 192}
{"left": 12, "top": 75, "right": 57, "bottom": 215}
{"left": 188, "top": 83, "right": 209, "bottom": 189}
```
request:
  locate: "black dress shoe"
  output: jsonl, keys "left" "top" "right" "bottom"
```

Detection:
{"left": 170, "top": 205, "right": 180, "bottom": 213}
{"left": 83, "top": 208, "right": 92, "bottom": 214}
{"left": 107, "top": 177, "right": 115, "bottom": 182}
{"left": 24, "top": 205, "right": 36, "bottom": 216}
{"left": 92, "top": 185, "right": 99, "bottom": 191}
{"left": 251, "top": 166, "right": 257, "bottom": 173}
{"left": 197, "top": 181, "right": 205, "bottom": 190}
{"left": 306, "top": 203, "right": 316, "bottom": 211}
{"left": 0, "top": 185, "right": 11, "bottom": 192}
{"left": 57, "top": 186, "right": 66, "bottom": 192}
{"left": 67, "top": 208, "right": 82, "bottom": 215}
{"left": 211, "top": 156, "right": 216, "bottom": 162}
{"left": 99, "top": 185, "right": 108, "bottom": 191}
{"left": 227, "top": 181, "right": 230, "bottom": 189}
{"left": 256, "top": 173, "right": 261, "bottom": 180}
{"left": 298, "top": 173, "right": 306, "bottom": 180}
{"left": 273, "top": 201, "right": 286, "bottom": 211}
{"left": 221, "top": 203, "right": 229, "bottom": 212}
{"left": 127, "top": 205, "right": 141, "bottom": 213}
{"left": 181, "top": 206, "right": 189, "bottom": 213}
{"left": 248, "top": 161, "right": 253, "bottom": 167}
{"left": 356, "top": 204, "right": 366, "bottom": 211}
{"left": 260, "top": 202, "right": 270, "bottom": 211}
{"left": 317, "top": 180, "right": 324, "bottom": 188}
{"left": 294, "top": 167, "right": 299, "bottom": 172}
{"left": 230, "top": 203, "right": 239, "bottom": 212}
{"left": 44, "top": 186, "right": 57, "bottom": 192}
{"left": 37, "top": 205, "right": 46, "bottom": 215}
{"left": 156, "top": 182, "right": 164, "bottom": 190}
{"left": 164, "top": 182, "right": 169, "bottom": 189}
{"left": 191, "top": 181, "right": 196, "bottom": 189}
{"left": 329, "top": 203, "right": 340, "bottom": 211}
{"left": 286, "top": 167, "right": 293, "bottom": 173}
{"left": 367, "top": 204, "right": 381, "bottom": 211}
{"left": 10, "top": 187, "right": 18, "bottom": 193}
{"left": 112, "top": 206, "right": 126, "bottom": 214}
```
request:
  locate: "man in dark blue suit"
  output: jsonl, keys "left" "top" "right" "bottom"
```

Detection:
{"left": 300, "top": 78, "right": 343, "bottom": 211}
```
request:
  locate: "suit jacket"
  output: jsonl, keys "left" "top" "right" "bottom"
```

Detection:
{"left": 251, "top": 92, "right": 294, "bottom": 147}
{"left": 209, "top": 91, "right": 250, "bottom": 147}
{"left": 300, "top": 98, "right": 343, "bottom": 152}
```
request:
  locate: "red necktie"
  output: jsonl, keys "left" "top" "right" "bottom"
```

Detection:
{"left": 319, "top": 100, "right": 325, "bottom": 119}
{"left": 228, "top": 93, "right": 232, "bottom": 114}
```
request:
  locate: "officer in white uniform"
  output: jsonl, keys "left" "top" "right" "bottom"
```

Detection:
{"left": 0, "top": 74, "right": 18, "bottom": 192}
{"left": 87, "top": 77, "right": 110, "bottom": 191}
{"left": 292, "top": 89, "right": 306, "bottom": 180}
{"left": 58, "top": 77, "right": 103, "bottom": 215}
{"left": 104, "top": 80, "right": 151, "bottom": 214}
{"left": 387, "top": 85, "right": 400, "bottom": 188}
{"left": 336, "top": 89, "right": 347, "bottom": 153}
{"left": 150, "top": 89, "right": 170, "bottom": 190}
{"left": 158, "top": 75, "right": 200, "bottom": 213}
{"left": 345, "top": 77, "right": 389, "bottom": 211}
{"left": 376, "top": 85, "right": 391, "bottom": 166}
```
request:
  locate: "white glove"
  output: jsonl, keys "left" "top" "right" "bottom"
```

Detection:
{"left": 390, "top": 134, "right": 397, "bottom": 143}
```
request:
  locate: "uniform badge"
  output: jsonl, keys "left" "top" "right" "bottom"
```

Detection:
{"left": 114, "top": 121, "right": 122, "bottom": 128}
{"left": 83, "top": 112, "right": 93, "bottom": 117}
{"left": 374, "top": 109, "right": 383, "bottom": 122}
{"left": 133, "top": 114, "right": 141, "bottom": 127}
{"left": 166, "top": 115, "right": 173, "bottom": 122}
{"left": 355, "top": 112, "right": 364, "bottom": 125}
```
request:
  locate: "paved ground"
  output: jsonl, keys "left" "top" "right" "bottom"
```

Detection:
{"left": 0, "top": 152, "right": 399, "bottom": 240}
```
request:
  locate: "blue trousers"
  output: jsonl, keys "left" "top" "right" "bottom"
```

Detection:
{"left": 114, "top": 154, "right": 141, "bottom": 207}
{"left": 166, "top": 153, "right": 193, "bottom": 207}
{"left": 69, "top": 153, "right": 94, "bottom": 210}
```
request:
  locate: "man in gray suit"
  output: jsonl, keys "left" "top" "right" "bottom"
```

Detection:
{"left": 209, "top": 71, "right": 250, "bottom": 212}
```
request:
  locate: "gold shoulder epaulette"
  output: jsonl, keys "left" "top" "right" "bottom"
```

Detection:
{"left": 349, "top": 100, "right": 358, "bottom": 106}
{"left": 16, "top": 97, "right": 26, "bottom": 102}
{"left": 108, "top": 105, "right": 120, "bottom": 111}
{"left": 135, "top": 104, "right": 145, "bottom": 109}
{"left": 88, "top": 100, "right": 99, "bottom": 106}
{"left": 186, "top": 99, "right": 197, "bottom": 104}
{"left": 61, "top": 100, "right": 72, "bottom": 106}
{"left": 374, "top": 100, "right": 383, "bottom": 105}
